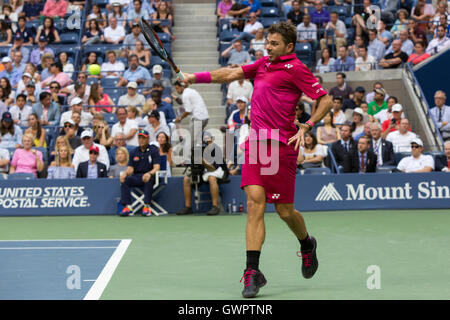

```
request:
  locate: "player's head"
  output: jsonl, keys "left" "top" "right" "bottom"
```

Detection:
{"left": 266, "top": 22, "right": 297, "bottom": 61}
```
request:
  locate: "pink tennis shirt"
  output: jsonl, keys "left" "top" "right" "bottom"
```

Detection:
{"left": 241, "top": 53, "right": 327, "bottom": 144}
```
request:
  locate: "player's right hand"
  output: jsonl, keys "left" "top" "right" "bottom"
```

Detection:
{"left": 179, "top": 73, "right": 196, "bottom": 85}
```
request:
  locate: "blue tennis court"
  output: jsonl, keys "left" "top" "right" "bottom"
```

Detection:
{"left": 0, "top": 239, "right": 131, "bottom": 300}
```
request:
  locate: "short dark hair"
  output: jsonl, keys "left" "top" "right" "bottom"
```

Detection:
{"left": 359, "top": 135, "right": 371, "bottom": 144}
{"left": 337, "top": 72, "right": 346, "bottom": 79}
{"left": 16, "top": 94, "right": 26, "bottom": 101}
{"left": 333, "top": 96, "right": 343, "bottom": 102}
{"left": 51, "top": 61, "right": 63, "bottom": 71}
{"left": 173, "top": 80, "right": 183, "bottom": 87}
{"left": 267, "top": 22, "right": 297, "bottom": 52}
{"left": 39, "top": 91, "right": 51, "bottom": 101}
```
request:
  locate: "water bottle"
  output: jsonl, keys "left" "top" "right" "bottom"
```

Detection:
{"left": 239, "top": 202, "right": 244, "bottom": 213}
{"left": 228, "top": 203, "right": 232, "bottom": 214}
{"left": 232, "top": 198, "right": 237, "bottom": 213}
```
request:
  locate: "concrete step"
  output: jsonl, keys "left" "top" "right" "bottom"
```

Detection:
{"left": 175, "top": 8, "right": 215, "bottom": 16}
{"left": 174, "top": 16, "right": 217, "bottom": 24}
{"left": 174, "top": 56, "right": 219, "bottom": 65}
{"left": 173, "top": 43, "right": 218, "bottom": 51}
{"left": 172, "top": 32, "right": 217, "bottom": 40}
{"left": 174, "top": 3, "right": 216, "bottom": 9}
{"left": 173, "top": 26, "right": 217, "bottom": 33}
{"left": 179, "top": 65, "right": 221, "bottom": 73}
{"left": 173, "top": 39, "right": 218, "bottom": 47}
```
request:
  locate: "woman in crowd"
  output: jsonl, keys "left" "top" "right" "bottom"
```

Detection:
{"left": 156, "top": 131, "right": 172, "bottom": 177}
{"left": 127, "top": 105, "right": 145, "bottom": 126}
{"left": 82, "top": 19, "right": 105, "bottom": 45}
{"left": 108, "top": 146, "right": 129, "bottom": 178}
{"left": 217, "top": 0, "right": 234, "bottom": 20}
{"left": 9, "top": 133, "right": 44, "bottom": 177}
{"left": 81, "top": 51, "right": 101, "bottom": 79}
{"left": 89, "top": 83, "right": 115, "bottom": 114}
{"left": 24, "top": 113, "right": 47, "bottom": 148}
{"left": 58, "top": 52, "right": 74, "bottom": 78}
{"left": 315, "top": 47, "right": 335, "bottom": 73}
{"left": 407, "top": 40, "right": 430, "bottom": 65}
{"left": 108, "top": 3, "right": 127, "bottom": 27}
{"left": 297, "top": 131, "right": 327, "bottom": 169}
{"left": 351, "top": 108, "right": 366, "bottom": 138}
{"left": 316, "top": 111, "right": 340, "bottom": 145}
{"left": 93, "top": 120, "right": 113, "bottom": 149}
{"left": 249, "top": 28, "right": 267, "bottom": 56}
{"left": 142, "top": 98, "right": 166, "bottom": 125}
{"left": 87, "top": 4, "right": 107, "bottom": 29}
{"left": 151, "top": 0, "right": 174, "bottom": 40}
{"left": 49, "top": 135, "right": 72, "bottom": 161}
{"left": 35, "top": 17, "right": 60, "bottom": 43}
{"left": 130, "top": 40, "right": 151, "bottom": 68}
{"left": 390, "top": 9, "right": 409, "bottom": 38}
{"left": 0, "top": 112, "right": 22, "bottom": 148}
{"left": 47, "top": 143, "right": 75, "bottom": 179}
{"left": 0, "top": 77, "right": 14, "bottom": 107}
{"left": 38, "top": 52, "right": 55, "bottom": 81}
{"left": 0, "top": 20, "right": 12, "bottom": 46}
{"left": 11, "top": 0, "right": 24, "bottom": 15}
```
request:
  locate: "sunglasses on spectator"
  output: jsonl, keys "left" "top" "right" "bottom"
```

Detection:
{"left": 411, "top": 145, "right": 421, "bottom": 149}
{"left": 89, "top": 151, "right": 99, "bottom": 154}
{"left": 64, "top": 124, "right": 73, "bottom": 128}
{"left": 50, "top": 86, "right": 60, "bottom": 89}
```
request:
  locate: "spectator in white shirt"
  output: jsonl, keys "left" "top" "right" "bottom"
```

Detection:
{"left": 320, "top": 11, "right": 347, "bottom": 53}
{"left": 297, "top": 14, "right": 318, "bottom": 51}
{"left": 355, "top": 46, "right": 377, "bottom": 71}
{"left": 226, "top": 79, "right": 253, "bottom": 106}
{"left": 111, "top": 107, "right": 139, "bottom": 147}
{"left": 118, "top": 81, "right": 146, "bottom": 107}
{"left": 331, "top": 96, "right": 347, "bottom": 125}
{"left": 9, "top": 94, "right": 32, "bottom": 127}
{"left": 232, "top": 12, "right": 264, "bottom": 44}
{"left": 145, "top": 110, "right": 170, "bottom": 143}
{"left": 426, "top": 25, "right": 450, "bottom": 56}
{"left": 59, "top": 97, "right": 93, "bottom": 128}
{"left": 104, "top": 17, "right": 126, "bottom": 44}
{"left": 73, "top": 129, "right": 110, "bottom": 172}
{"left": 386, "top": 118, "right": 417, "bottom": 152}
{"left": 101, "top": 50, "right": 125, "bottom": 78}
{"left": 396, "top": 138, "right": 434, "bottom": 172}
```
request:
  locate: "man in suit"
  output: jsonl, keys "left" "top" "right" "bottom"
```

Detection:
{"left": 369, "top": 122, "right": 396, "bottom": 168}
{"left": 343, "top": 135, "right": 377, "bottom": 173}
{"left": 429, "top": 90, "right": 450, "bottom": 141}
{"left": 76, "top": 145, "right": 108, "bottom": 178}
{"left": 31, "top": 91, "right": 61, "bottom": 126}
{"left": 435, "top": 141, "right": 450, "bottom": 172}
{"left": 331, "top": 123, "right": 356, "bottom": 169}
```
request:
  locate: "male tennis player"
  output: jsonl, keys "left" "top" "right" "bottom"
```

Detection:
{"left": 180, "top": 22, "right": 333, "bottom": 298}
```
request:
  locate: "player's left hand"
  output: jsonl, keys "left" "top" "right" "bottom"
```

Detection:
{"left": 288, "top": 123, "right": 310, "bottom": 150}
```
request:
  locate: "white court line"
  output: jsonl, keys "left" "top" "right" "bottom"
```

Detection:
{"left": 0, "top": 247, "right": 118, "bottom": 250}
{"left": 83, "top": 239, "right": 132, "bottom": 300}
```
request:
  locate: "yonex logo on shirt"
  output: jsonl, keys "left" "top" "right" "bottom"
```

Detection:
{"left": 284, "top": 64, "right": 293, "bottom": 69}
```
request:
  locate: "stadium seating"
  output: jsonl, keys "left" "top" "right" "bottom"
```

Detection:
{"left": 303, "top": 168, "right": 332, "bottom": 175}
{"left": 8, "top": 173, "right": 36, "bottom": 180}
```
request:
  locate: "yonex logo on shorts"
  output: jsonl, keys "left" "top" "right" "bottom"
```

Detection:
{"left": 272, "top": 194, "right": 280, "bottom": 199}
{"left": 315, "top": 183, "right": 343, "bottom": 201}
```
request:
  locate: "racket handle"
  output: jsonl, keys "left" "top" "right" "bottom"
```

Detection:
{"left": 176, "top": 71, "right": 185, "bottom": 82}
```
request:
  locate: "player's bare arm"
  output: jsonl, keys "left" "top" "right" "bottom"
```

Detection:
{"left": 181, "top": 66, "right": 245, "bottom": 85}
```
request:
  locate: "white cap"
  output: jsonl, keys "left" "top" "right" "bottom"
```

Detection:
{"left": 127, "top": 81, "right": 138, "bottom": 89}
{"left": 1, "top": 57, "right": 11, "bottom": 63}
{"left": 236, "top": 96, "right": 248, "bottom": 103}
{"left": 22, "top": 72, "right": 32, "bottom": 78}
{"left": 64, "top": 118, "right": 75, "bottom": 126}
{"left": 411, "top": 138, "right": 423, "bottom": 147}
{"left": 70, "top": 97, "right": 83, "bottom": 106}
{"left": 392, "top": 103, "right": 403, "bottom": 112}
{"left": 152, "top": 65, "right": 163, "bottom": 74}
{"left": 81, "top": 130, "right": 93, "bottom": 139}
{"left": 353, "top": 107, "right": 364, "bottom": 116}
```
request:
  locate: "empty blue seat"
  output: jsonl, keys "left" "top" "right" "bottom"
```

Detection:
{"left": 394, "top": 152, "right": 411, "bottom": 164}
{"left": 303, "top": 168, "right": 331, "bottom": 175}
{"left": 261, "top": 7, "right": 279, "bottom": 17}
{"left": 60, "top": 32, "right": 78, "bottom": 44}
{"left": 295, "top": 42, "right": 313, "bottom": 67}
{"left": 101, "top": 77, "right": 120, "bottom": 87}
{"left": 104, "top": 113, "right": 118, "bottom": 124}
{"left": 93, "top": 0, "right": 108, "bottom": 5}
{"left": 8, "top": 173, "right": 36, "bottom": 180}
{"left": 219, "top": 29, "right": 241, "bottom": 42}
{"left": 87, "top": 78, "right": 99, "bottom": 85}
{"left": 157, "top": 32, "right": 171, "bottom": 43}
{"left": 376, "top": 166, "right": 396, "bottom": 173}
{"left": 260, "top": 0, "right": 278, "bottom": 7}
{"left": 261, "top": 17, "right": 282, "bottom": 28}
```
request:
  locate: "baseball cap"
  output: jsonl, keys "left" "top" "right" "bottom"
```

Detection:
{"left": 152, "top": 80, "right": 163, "bottom": 87}
{"left": 26, "top": 81, "right": 36, "bottom": 87}
{"left": 89, "top": 145, "right": 99, "bottom": 154}
{"left": 148, "top": 110, "right": 160, "bottom": 120}
{"left": 70, "top": 97, "right": 83, "bottom": 106}
{"left": 22, "top": 72, "right": 32, "bottom": 79}
{"left": 203, "top": 131, "right": 213, "bottom": 142}
{"left": 392, "top": 103, "right": 403, "bottom": 112}
{"left": 353, "top": 107, "right": 364, "bottom": 116}
{"left": 355, "top": 86, "right": 366, "bottom": 93}
{"left": 132, "top": 22, "right": 140, "bottom": 28}
{"left": 14, "top": 34, "right": 24, "bottom": 41}
{"left": 236, "top": 96, "right": 248, "bottom": 103}
{"left": 374, "top": 88, "right": 386, "bottom": 96}
{"left": 152, "top": 65, "right": 163, "bottom": 74}
{"left": 410, "top": 138, "right": 423, "bottom": 147}
{"left": 64, "top": 119, "right": 75, "bottom": 126}
{"left": 81, "top": 130, "right": 93, "bottom": 139}
{"left": 112, "top": 2, "right": 121, "bottom": 6}
{"left": 38, "top": 35, "right": 49, "bottom": 42}
{"left": 1, "top": 56, "right": 11, "bottom": 64}
{"left": 2, "top": 111, "right": 12, "bottom": 123}
{"left": 127, "top": 81, "right": 138, "bottom": 89}
{"left": 138, "top": 129, "right": 149, "bottom": 138}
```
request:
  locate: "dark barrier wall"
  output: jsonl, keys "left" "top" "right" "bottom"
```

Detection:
{"left": 1, "top": 173, "right": 449, "bottom": 216}
{"left": 414, "top": 49, "right": 450, "bottom": 109}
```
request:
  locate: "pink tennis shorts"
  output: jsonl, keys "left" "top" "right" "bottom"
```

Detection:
{"left": 240, "top": 139, "right": 298, "bottom": 203}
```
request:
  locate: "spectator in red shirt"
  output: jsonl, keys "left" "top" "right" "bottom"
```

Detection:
{"left": 407, "top": 40, "right": 431, "bottom": 65}
{"left": 42, "top": 0, "right": 68, "bottom": 19}
{"left": 381, "top": 104, "right": 408, "bottom": 139}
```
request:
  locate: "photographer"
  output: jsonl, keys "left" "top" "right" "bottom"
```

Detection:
{"left": 176, "top": 132, "right": 226, "bottom": 216}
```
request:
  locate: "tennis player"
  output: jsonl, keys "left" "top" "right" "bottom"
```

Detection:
{"left": 180, "top": 22, "right": 333, "bottom": 298}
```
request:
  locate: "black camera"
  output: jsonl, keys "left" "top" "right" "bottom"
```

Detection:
{"left": 190, "top": 143, "right": 207, "bottom": 184}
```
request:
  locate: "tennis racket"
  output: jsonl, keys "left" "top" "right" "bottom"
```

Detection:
{"left": 139, "top": 17, "right": 184, "bottom": 81}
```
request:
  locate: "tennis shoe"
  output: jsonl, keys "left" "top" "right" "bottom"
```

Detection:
{"left": 240, "top": 268, "right": 267, "bottom": 298}
{"left": 142, "top": 206, "right": 152, "bottom": 216}
{"left": 120, "top": 205, "right": 134, "bottom": 217}
{"left": 298, "top": 236, "right": 318, "bottom": 279}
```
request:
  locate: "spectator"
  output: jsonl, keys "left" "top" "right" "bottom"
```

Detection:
{"left": 310, "top": 0, "right": 330, "bottom": 29}
{"left": 429, "top": 90, "right": 450, "bottom": 141}
{"left": 30, "top": 36, "right": 55, "bottom": 67}
{"left": 129, "top": 40, "right": 151, "bottom": 68}
{"left": 123, "top": 22, "right": 148, "bottom": 55}
{"left": 396, "top": 138, "right": 434, "bottom": 172}
{"left": 47, "top": 143, "right": 76, "bottom": 179}
{"left": 49, "top": 82, "right": 64, "bottom": 105}
{"left": 16, "top": 69, "right": 40, "bottom": 98}
{"left": 315, "top": 47, "right": 335, "bottom": 73}
{"left": 0, "top": 57, "right": 21, "bottom": 90}
{"left": 369, "top": 122, "right": 396, "bottom": 168}
{"left": 149, "top": 80, "right": 172, "bottom": 104}
{"left": 351, "top": 108, "right": 366, "bottom": 138}
{"left": 0, "top": 20, "right": 12, "bottom": 46}
{"left": 15, "top": 16, "right": 34, "bottom": 45}
{"left": 0, "top": 78, "right": 14, "bottom": 107}
{"left": 35, "top": 17, "right": 60, "bottom": 44}
{"left": 381, "top": 103, "right": 405, "bottom": 138}
{"left": 407, "top": 18, "right": 428, "bottom": 48}
{"left": 376, "top": 19, "right": 393, "bottom": 48}
{"left": 108, "top": 146, "right": 129, "bottom": 178}
{"left": 331, "top": 123, "right": 356, "bottom": 168}
{"left": 332, "top": 46, "right": 356, "bottom": 72}
{"left": 38, "top": 53, "right": 54, "bottom": 81}
{"left": 42, "top": 0, "right": 68, "bottom": 18}
{"left": 156, "top": 131, "right": 173, "bottom": 176}
{"left": 426, "top": 25, "right": 450, "bottom": 56}
{"left": 241, "top": 0, "right": 262, "bottom": 16}
{"left": 21, "top": 0, "right": 44, "bottom": 21}
{"left": 411, "top": 0, "right": 435, "bottom": 34}
{"left": 0, "top": 144, "right": 9, "bottom": 175}
{"left": 227, "top": 96, "right": 248, "bottom": 131}
{"left": 320, "top": 11, "right": 347, "bottom": 53}
{"left": 9, "top": 94, "right": 32, "bottom": 127}
{"left": 233, "top": 12, "right": 264, "bottom": 45}
{"left": 147, "top": 64, "right": 171, "bottom": 89}
{"left": 60, "top": 119, "right": 82, "bottom": 150}
{"left": 41, "top": 62, "right": 71, "bottom": 90}
{"left": 288, "top": 0, "right": 307, "bottom": 26}
{"left": 76, "top": 145, "right": 108, "bottom": 178}
{"left": 32, "top": 91, "right": 61, "bottom": 126}
{"left": 104, "top": 17, "right": 126, "bottom": 44}
{"left": 24, "top": 81, "right": 38, "bottom": 105}
{"left": 119, "top": 129, "right": 160, "bottom": 217}
{"left": 390, "top": 9, "right": 410, "bottom": 38}
{"left": 408, "top": 40, "right": 431, "bottom": 66}
{"left": 316, "top": 111, "right": 340, "bottom": 144}
{"left": 58, "top": 52, "right": 74, "bottom": 79}
{"left": 297, "top": 14, "right": 317, "bottom": 51}
{"left": 89, "top": 83, "right": 116, "bottom": 114}
{"left": 70, "top": 111, "right": 85, "bottom": 137}
{"left": 355, "top": 46, "right": 376, "bottom": 71}
{"left": 101, "top": 51, "right": 126, "bottom": 79}
{"left": 117, "top": 54, "right": 152, "bottom": 87}
{"left": 435, "top": 140, "right": 450, "bottom": 172}
{"left": 295, "top": 102, "right": 311, "bottom": 124}
{"left": 226, "top": 79, "right": 253, "bottom": 106}
{"left": 176, "top": 131, "right": 224, "bottom": 216}
{"left": 365, "top": 81, "right": 389, "bottom": 103}
{"left": 111, "top": 107, "right": 139, "bottom": 147}
{"left": 343, "top": 86, "right": 365, "bottom": 112}
{"left": 374, "top": 95, "right": 403, "bottom": 123}
{"left": 127, "top": 105, "right": 145, "bottom": 126}
{"left": 151, "top": 0, "right": 174, "bottom": 40}
{"left": 151, "top": 90, "right": 175, "bottom": 124}
{"left": 24, "top": 113, "right": 46, "bottom": 147}
{"left": 118, "top": 81, "right": 146, "bottom": 107}
{"left": 108, "top": 132, "right": 130, "bottom": 166}
{"left": 0, "top": 112, "right": 23, "bottom": 148}
{"left": 73, "top": 129, "right": 110, "bottom": 172}
{"left": 367, "top": 88, "right": 388, "bottom": 117}
{"left": 128, "top": 0, "right": 151, "bottom": 28}
{"left": 145, "top": 110, "right": 170, "bottom": 143}
{"left": 379, "top": 39, "right": 408, "bottom": 69}
{"left": 93, "top": 120, "right": 114, "bottom": 149}
{"left": 329, "top": 72, "right": 353, "bottom": 100}
{"left": 86, "top": 4, "right": 107, "bottom": 27}
{"left": 221, "top": 40, "right": 252, "bottom": 66}
{"left": 389, "top": 30, "right": 414, "bottom": 57}
{"left": 81, "top": 52, "right": 101, "bottom": 79}
{"left": 343, "top": 135, "right": 377, "bottom": 173}
{"left": 217, "top": 0, "right": 234, "bottom": 20}
{"left": 82, "top": 19, "right": 105, "bottom": 45}
{"left": 9, "top": 133, "right": 43, "bottom": 177}
{"left": 297, "top": 131, "right": 327, "bottom": 168}
{"left": 108, "top": 2, "right": 127, "bottom": 28}
{"left": 331, "top": 96, "right": 347, "bottom": 124}
{"left": 60, "top": 97, "right": 93, "bottom": 127}
{"left": 227, "top": 2, "right": 249, "bottom": 31}
{"left": 142, "top": 98, "right": 167, "bottom": 126}
{"left": 354, "top": 121, "right": 372, "bottom": 142}
{"left": 9, "top": 34, "right": 30, "bottom": 64}
{"left": 386, "top": 118, "right": 417, "bottom": 152}
{"left": 65, "top": 81, "right": 90, "bottom": 107}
